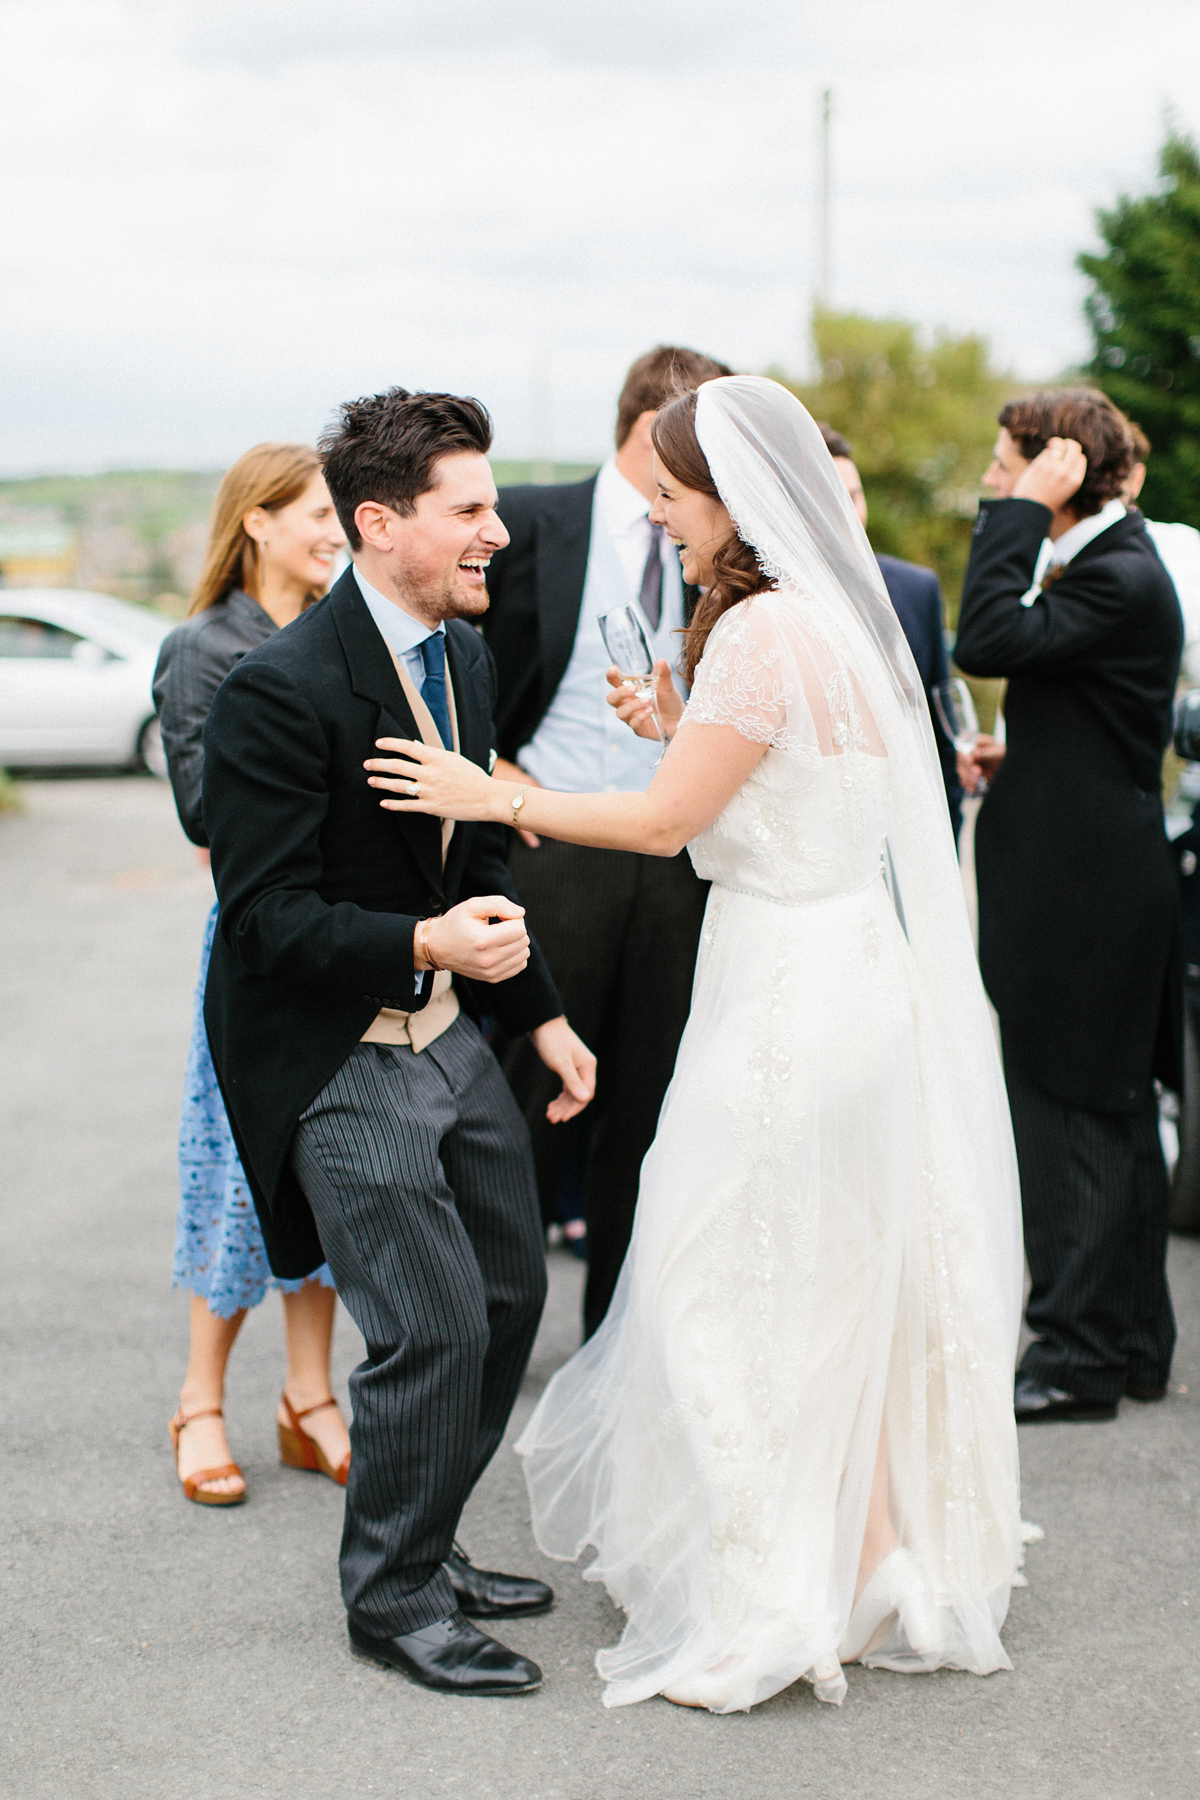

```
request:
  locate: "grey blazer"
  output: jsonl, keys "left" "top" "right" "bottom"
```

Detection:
{"left": 152, "top": 590, "right": 275, "bottom": 845}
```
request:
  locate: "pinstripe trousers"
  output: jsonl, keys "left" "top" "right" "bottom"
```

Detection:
{"left": 1004, "top": 1041, "right": 1176, "bottom": 1405}
{"left": 289, "top": 1018, "right": 547, "bottom": 1636}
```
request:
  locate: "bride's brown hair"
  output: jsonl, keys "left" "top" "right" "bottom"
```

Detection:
{"left": 651, "top": 389, "right": 770, "bottom": 684}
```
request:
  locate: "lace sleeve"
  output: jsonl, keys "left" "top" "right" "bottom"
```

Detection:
{"left": 681, "top": 598, "right": 801, "bottom": 749}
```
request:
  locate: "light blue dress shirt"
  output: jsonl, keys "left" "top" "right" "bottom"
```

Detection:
{"left": 517, "top": 457, "right": 684, "bottom": 795}
{"left": 352, "top": 563, "right": 445, "bottom": 680}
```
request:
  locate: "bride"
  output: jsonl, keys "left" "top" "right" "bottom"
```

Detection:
{"left": 366, "top": 375, "right": 1025, "bottom": 1712}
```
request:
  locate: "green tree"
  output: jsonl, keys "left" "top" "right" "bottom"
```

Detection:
{"left": 1079, "top": 129, "right": 1200, "bottom": 526}
{"left": 776, "top": 309, "right": 1012, "bottom": 620}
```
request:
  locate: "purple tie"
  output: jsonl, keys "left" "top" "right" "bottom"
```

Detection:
{"left": 639, "top": 523, "right": 665, "bottom": 631}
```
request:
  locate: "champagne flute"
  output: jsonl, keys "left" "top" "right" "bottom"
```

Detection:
{"left": 932, "top": 678, "right": 987, "bottom": 794}
{"left": 598, "top": 605, "right": 664, "bottom": 749}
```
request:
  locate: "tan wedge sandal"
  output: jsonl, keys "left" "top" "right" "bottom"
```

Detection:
{"left": 278, "top": 1393, "right": 350, "bottom": 1487}
{"left": 169, "top": 1406, "right": 246, "bottom": 1506}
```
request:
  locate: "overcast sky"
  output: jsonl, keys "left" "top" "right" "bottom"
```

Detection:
{"left": 2, "top": 0, "right": 1199, "bottom": 473}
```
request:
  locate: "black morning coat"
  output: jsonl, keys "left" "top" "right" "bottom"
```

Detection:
{"left": 481, "top": 476, "right": 699, "bottom": 759}
{"left": 954, "top": 497, "right": 1182, "bottom": 1113}
{"left": 200, "top": 568, "right": 563, "bottom": 1278}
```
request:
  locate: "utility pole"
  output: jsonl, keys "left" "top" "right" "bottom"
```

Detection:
{"left": 530, "top": 350, "right": 554, "bottom": 485}
{"left": 817, "top": 86, "right": 832, "bottom": 311}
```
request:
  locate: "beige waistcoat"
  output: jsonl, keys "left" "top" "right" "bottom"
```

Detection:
{"left": 360, "top": 648, "right": 461, "bottom": 1054}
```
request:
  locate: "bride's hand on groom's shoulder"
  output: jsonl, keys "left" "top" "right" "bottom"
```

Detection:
{"left": 605, "top": 660, "right": 683, "bottom": 741}
{"left": 366, "top": 738, "right": 498, "bottom": 821}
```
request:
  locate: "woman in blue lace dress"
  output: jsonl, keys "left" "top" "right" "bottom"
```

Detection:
{"left": 154, "top": 442, "right": 350, "bottom": 1505}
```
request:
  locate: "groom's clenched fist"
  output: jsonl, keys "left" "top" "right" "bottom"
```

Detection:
{"left": 419, "top": 894, "right": 530, "bottom": 983}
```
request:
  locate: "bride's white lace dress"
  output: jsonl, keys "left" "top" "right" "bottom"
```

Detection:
{"left": 517, "top": 586, "right": 1024, "bottom": 1713}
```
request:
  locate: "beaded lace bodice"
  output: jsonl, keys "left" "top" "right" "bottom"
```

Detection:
{"left": 680, "top": 589, "right": 890, "bottom": 904}
{"left": 688, "top": 748, "right": 888, "bottom": 904}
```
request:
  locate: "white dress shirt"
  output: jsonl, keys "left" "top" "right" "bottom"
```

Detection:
{"left": 353, "top": 563, "right": 445, "bottom": 675}
{"left": 1144, "top": 519, "right": 1200, "bottom": 654}
{"left": 517, "top": 457, "right": 684, "bottom": 795}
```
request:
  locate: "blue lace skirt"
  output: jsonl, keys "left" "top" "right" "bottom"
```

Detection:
{"left": 173, "top": 904, "right": 334, "bottom": 1317}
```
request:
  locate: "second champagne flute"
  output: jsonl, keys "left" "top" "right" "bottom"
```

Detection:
{"left": 932, "top": 677, "right": 987, "bottom": 795}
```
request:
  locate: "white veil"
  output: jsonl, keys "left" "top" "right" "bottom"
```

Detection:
{"left": 693, "top": 375, "right": 1024, "bottom": 1354}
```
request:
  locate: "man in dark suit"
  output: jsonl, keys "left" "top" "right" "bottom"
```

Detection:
{"left": 818, "top": 423, "right": 963, "bottom": 838}
{"left": 955, "top": 389, "right": 1182, "bottom": 1424}
{"left": 202, "top": 388, "right": 595, "bottom": 1695}
{"left": 482, "top": 345, "right": 730, "bottom": 1337}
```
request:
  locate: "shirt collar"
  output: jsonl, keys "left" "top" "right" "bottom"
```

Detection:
{"left": 594, "top": 455, "right": 652, "bottom": 535}
{"left": 352, "top": 562, "right": 444, "bottom": 658}
{"left": 1048, "top": 497, "right": 1128, "bottom": 568}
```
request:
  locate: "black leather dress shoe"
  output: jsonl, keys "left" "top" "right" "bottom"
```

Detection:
{"left": 1125, "top": 1380, "right": 1168, "bottom": 1401}
{"left": 1014, "top": 1376, "right": 1117, "bottom": 1423}
{"left": 444, "top": 1545, "right": 554, "bottom": 1619}
{"left": 348, "top": 1611, "right": 542, "bottom": 1695}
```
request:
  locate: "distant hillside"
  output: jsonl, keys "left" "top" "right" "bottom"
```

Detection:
{"left": 0, "top": 461, "right": 597, "bottom": 613}
{"left": 0, "top": 469, "right": 223, "bottom": 611}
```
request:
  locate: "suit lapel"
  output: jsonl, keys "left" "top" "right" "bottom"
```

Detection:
{"left": 443, "top": 622, "right": 486, "bottom": 768}
{"left": 328, "top": 570, "right": 443, "bottom": 895}
{"left": 536, "top": 477, "right": 596, "bottom": 705}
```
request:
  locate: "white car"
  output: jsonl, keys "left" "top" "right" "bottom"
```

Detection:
{"left": 0, "top": 588, "right": 172, "bottom": 775}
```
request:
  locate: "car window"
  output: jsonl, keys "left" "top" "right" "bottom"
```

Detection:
{"left": 68, "top": 596, "right": 173, "bottom": 646}
{"left": 0, "top": 616, "right": 85, "bottom": 658}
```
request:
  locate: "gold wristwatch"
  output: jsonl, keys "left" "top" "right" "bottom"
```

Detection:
{"left": 511, "top": 788, "right": 527, "bottom": 830}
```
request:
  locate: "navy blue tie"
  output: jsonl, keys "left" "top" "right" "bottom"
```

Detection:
{"left": 418, "top": 633, "right": 453, "bottom": 750}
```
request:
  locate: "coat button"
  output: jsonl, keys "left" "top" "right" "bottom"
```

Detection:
{"left": 428, "top": 895, "right": 441, "bottom": 910}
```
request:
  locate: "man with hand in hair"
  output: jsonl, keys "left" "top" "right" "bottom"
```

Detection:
{"left": 955, "top": 389, "right": 1182, "bottom": 1425}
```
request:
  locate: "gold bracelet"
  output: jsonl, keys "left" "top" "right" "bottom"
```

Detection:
{"left": 416, "top": 916, "right": 440, "bottom": 972}
{"left": 510, "top": 787, "right": 527, "bottom": 830}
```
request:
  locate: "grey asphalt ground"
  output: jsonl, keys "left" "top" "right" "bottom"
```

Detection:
{"left": 3, "top": 774, "right": 1199, "bottom": 1800}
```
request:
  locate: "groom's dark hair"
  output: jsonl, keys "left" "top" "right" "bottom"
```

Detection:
{"left": 319, "top": 387, "right": 493, "bottom": 549}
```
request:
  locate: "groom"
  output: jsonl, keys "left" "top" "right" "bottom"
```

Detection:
{"left": 201, "top": 387, "right": 595, "bottom": 1695}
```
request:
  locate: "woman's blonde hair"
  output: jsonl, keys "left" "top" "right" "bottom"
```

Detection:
{"left": 189, "top": 442, "right": 322, "bottom": 616}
